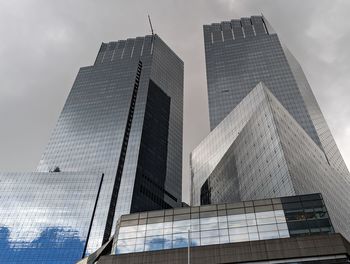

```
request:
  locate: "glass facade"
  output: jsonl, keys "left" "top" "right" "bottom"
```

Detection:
{"left": 191, "top": 83, "right": 293, "bottom": 206}
{"left": 0, "top": 172, "right": 103, "bottom": 263}
{"left": 191, "top": 83, "right": 350, "bottom": 242}
{"left": 203, "top": 15, "right": 349, "bottom": 181}
{"left": 111, "top": 194, "right": 333, "bottom": 255}
{"left": 34, "top": 34, "right": 183, "bottom": 254}
{"left": 0, "top": 34, "right": 183, "bottom": 262}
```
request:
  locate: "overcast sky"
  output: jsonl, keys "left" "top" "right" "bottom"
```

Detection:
{"left": 0, "top": 0, "right": 349, "bottom": 203}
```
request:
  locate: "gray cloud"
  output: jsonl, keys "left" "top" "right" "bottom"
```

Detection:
{"left": 0, "top": 0, "right": 349, "bottom": 204}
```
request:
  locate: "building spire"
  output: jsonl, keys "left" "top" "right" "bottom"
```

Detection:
{"left": 148, "top": 14, "right": 154, "bottom": 36}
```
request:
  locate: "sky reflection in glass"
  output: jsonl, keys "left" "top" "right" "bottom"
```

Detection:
{"left": 112, "top": 194, "right": 333, "bottom": 255}
{"left": 114, "top": 210, "right": 289, "bottom": 254}
{"left": 0, "top": 172, "right": 102, "bottom": 263}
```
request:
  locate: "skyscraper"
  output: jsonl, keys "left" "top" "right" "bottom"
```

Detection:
{"left": 0, "top": 34, "right": 183, "bottom": 262}
{"left": 203, "top": 16, "right": 349, "bottom": 176}
{"left": 191, "top": 83, "right": 350, "bottom": 240}
{"left": 191, "top": 16, "right": 350, "bottom": 241}
{"left": 37, "top": 34, "right": 184, "bottom": 253}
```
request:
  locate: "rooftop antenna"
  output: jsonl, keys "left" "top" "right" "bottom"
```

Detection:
{"left": 148, "top": 14, "right": 154, "bottom": 36}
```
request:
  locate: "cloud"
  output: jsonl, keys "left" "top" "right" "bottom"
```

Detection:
{"left": 0, "top": 172, "right": 100, "bottom": 243}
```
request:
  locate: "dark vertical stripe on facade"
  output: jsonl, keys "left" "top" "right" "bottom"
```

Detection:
{"left": 131, "top": 80, "right": 172, "bottom": 212}
{"left": 82, "top": 173, "right": 105, "bottom": 258}
{"left": 102, "top": 61, "right": 143, "bottom": 243}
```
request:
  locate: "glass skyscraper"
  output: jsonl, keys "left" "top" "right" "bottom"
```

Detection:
{"left": 203, "top": 16, "right": 349, "bottom": 176}
{"left": 0, "top": 34, "right": 183, "bottom": 263}
{"left": 191, "top": 16, "right": 350, "bottom": 242}
{"left": 37, "top": 34, "right": 183, "bottom": 254}
{"left": 191, "top": 83, "right": 350, "bottom": 241}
